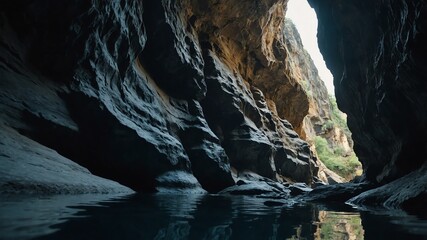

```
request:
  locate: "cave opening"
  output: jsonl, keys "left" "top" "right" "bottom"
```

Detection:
{"left": 287, "top": 0, "right": 334, "bottom": 95}
{"left": 2, "top": 0, "right": 427, "bottom": 239}
{"left": 286, "top": 0, "right": 362, "bottom": 181}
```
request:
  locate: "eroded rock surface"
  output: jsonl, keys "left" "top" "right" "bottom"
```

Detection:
{"left": 0, "top": 125, "right": 133, "bottom": 195}
{"left": 0, "top": 0, "right": 210, "bottom": 193}
{"left": 0, "top": 0, "right": 325, "bottom": 193}
{"left": 1, "top": 0, "right": 424, "bottom": 214}
{"left": 282, "top": 20, "right": 353, "bottom": 183}
{"left": 309, "top": 0, "right": 427, "bottom": 208}
{"left": 282, "top": 20, "right": 331, "bottom": 140}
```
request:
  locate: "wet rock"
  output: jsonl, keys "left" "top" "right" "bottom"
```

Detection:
{"left": 348, "top": 164, "right": 427, "bottom": 211}
{"left": 0, "top": 0, "right": 336, "bottom": 195}
{"left": 301, "top": 183, "right": 374, "bottom": 203}
{"left": 221, "top": 170, "right": 290, "bottom": 197}
{"left": 155, "top": 171, "right": 207, "bottom": 194}
{"left": 289, "top": 183, "right": 313, "bottom": 196}
{"left": 0, "top": 0, "right": 226, "bottom": 193}
{"left": 236, "top": 180, "right": 247, "bottom": 186}
{"left": 219, "top": 181, "right": 287, "bottom": 196}
{"left": 0, "top": 125, "right": 133, "bottom": 195}
{"left": 264, "top": 200, "right": 285, "bottom": 207}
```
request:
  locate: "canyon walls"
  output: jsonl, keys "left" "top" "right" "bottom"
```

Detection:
{"left": 309, "top": 0, "right": 427, "bottom": 208}
{"left": 2, "top": 0, "right": 424, "bottom": 210}
{"left": 0, "top": 0, "right": 339, "bottom": 193}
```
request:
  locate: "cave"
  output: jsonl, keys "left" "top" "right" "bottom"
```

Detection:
{"left": 0, "top": 0, "right": 426, "bottom": 239}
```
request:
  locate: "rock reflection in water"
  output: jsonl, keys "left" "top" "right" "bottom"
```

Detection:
{"left": 314, "top": 211, "right": 364, "bottom": 240}
{"left": 1, "top": 194, "right": 427, "bottom": 239}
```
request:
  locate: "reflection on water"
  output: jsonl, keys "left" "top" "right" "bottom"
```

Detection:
{"left": 0, "top": 194, "right": 426, "bottom": 239}
{"left": 315, "top": 212, "right": 364, "bottom": 240}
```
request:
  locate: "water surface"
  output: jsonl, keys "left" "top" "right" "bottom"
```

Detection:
{"left": 1, "top": 194, "right": 426, "bottom": 239}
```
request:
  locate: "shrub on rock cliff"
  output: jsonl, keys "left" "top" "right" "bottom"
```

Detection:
{"left": 314, "top": 136, "right": 361, "bottom": 180}
{"left": 321, "top": 120, "right": 334, "bottom": 132}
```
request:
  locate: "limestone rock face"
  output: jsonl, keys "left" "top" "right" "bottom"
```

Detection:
{"left": 322, "top": 126, "right": 352, "bottom": 154}
{"left": 188, "top": 0, "right": 310, "bottom": 134}
{"left": 282, "top": 20, "right": 354, "bottom": 183}
{"left": 0, "top": 0, "right": 325, "bottom": 193}
{"left": 309, "top": 0, "right": 427, "bottom": 207}
{"left": 187, "top": 0, "right": 324, "bottom": 184}
{"left": 282, "top": 20, "right": 331, "bottom": 140}
{"left": 202, "top": 51, "right": 316, "bottom": 184}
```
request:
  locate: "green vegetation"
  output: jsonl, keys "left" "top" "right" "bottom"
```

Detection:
{"left": 333, "top": 146, "right": 345, "bottom": 156}
{"left": 314, "top": 96, "right": 361, "bottom": 180}
{"left": 321, "top": 120, "right": 334, "bottom": 132}
{"left": 315, "top": 136, "right": 361, "bottom": 180}
{"left": 318, "top": 212, "right": 364, "bottom": 240}
{"left": 314, "top": 95, "right": 362, "bottom": 180}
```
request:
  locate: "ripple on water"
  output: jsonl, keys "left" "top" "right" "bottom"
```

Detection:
{"left": 1, "top": 194, "right": 427, "bottom": 239}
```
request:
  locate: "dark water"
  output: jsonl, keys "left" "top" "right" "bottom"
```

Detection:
{"left": 1, "top": 194, "right": 427, "bottom": 240}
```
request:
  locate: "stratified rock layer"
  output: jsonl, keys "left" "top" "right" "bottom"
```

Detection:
{"left": 309, "top": 0, "right": 427, "bottom": 208}
{"left": 282, "top": 20, "right": 331, "bottom": 140}
{"left": 0, "top": 0, "right": 322, "bottom": 193}
{"left": 0, "top": 0, "right": 211, "bottom": 193}
{"left": 283, "top": 20, "right": 351, "bottom": 183}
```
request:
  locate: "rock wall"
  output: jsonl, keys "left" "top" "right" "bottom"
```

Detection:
{"left": 283, "top": 19, "right": 353, "bottom": 183}
{"left": 0, "top": 0, "right": 232, "bottom": 193}
{"left": 0, "top": 0, "right": 328, "bottom": 193}
{"left": 309, "top": 0, "right": 427, "bottom": 208}
{"left": 282, "top": 20, "right": 331, "bottom": 141}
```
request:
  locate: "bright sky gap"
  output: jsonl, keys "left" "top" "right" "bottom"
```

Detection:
{"left": 286, "top": 0, "right": 335, "bottom": 95}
